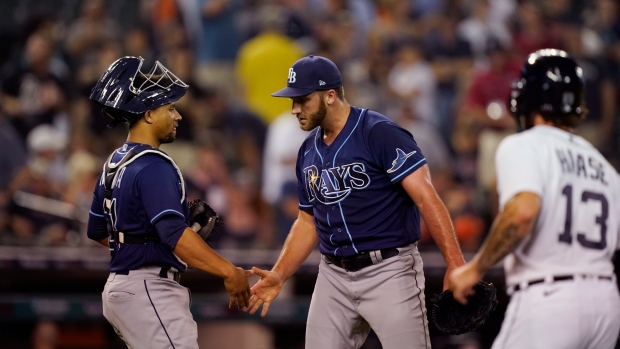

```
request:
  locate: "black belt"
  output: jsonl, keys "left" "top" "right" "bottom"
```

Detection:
{"left": 115, "top": 267, "right": 181, "bottom": 282}
{"left": 324, "top": 248, "right": 399, "bottom": 272}
{"left": 512, "top": 274, "right": 613, "bottom": 292}
{"left": 112, "top": 231, "right": 161, "bottom": 244}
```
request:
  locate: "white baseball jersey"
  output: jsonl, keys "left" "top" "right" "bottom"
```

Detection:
{"left": 495, "top": 125, "right": 620, "bottom": 286}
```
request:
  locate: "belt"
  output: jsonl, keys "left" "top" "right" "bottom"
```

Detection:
{"left": 324, "top": 248, "right": 399, "bottom": 272}
{"left": 512, "top": 274, "right": 613, "bottom": 292}
{"left": 115, "top": 266, "right": 181, "bottom": 282}
{"left": 112, "top": 231, "right": 162, "bottom": 244}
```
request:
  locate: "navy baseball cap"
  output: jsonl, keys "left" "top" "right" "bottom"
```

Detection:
{"left": 271, "top": 55, "right": 342, "bottom": 98}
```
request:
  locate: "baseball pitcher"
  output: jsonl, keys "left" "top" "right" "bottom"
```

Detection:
{"left": 245, "top": 55, "right": 466, "bottom": 349}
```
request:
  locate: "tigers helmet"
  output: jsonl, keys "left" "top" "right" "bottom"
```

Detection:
{"left": 89, "top": 56, "right": 188, "bottom": 128}
{"left": 509, "top": 49, "right": 585, "bottom": 131}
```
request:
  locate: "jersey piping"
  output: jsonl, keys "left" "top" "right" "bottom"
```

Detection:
{"left": 318, "top": 109, "right": 367, "bottom": 255}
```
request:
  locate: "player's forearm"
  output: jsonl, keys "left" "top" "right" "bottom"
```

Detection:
{"left": 96, "top": 238, "right": 109, "bottom": 247}
{"left": 420, "top": 194, "right": 465, "bottom": 268}
{"left": 174, "top": 227, "right": 236, "bottom": 279}
{"left": 272, "top": 214, "right": 318, "bottom": 282}
{"left": 472, "top": 192, "right": 540, "bottom": 273}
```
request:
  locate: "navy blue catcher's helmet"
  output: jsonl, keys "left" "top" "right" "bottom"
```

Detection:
{"left": 89, "top": 56, "right": 188, "bottom": 128}
{"left": 509, "top": 49, "right": 585, "bottom": 131}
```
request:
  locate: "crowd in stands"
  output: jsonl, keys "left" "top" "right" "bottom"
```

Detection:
{"left": 0, "top": 0, "right": 618, "bottom": 253}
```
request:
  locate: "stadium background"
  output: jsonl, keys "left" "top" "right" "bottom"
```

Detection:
{"left": 0, "top": 0, "right": 617, "bottom": 348}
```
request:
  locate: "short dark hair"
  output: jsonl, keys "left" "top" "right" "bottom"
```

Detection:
{"left": 318, "top": 87, "right": 345, "bottom": 101}
{"left": 539, "top": 107, "right": 587, "bottom": 129}
{"left": 335, "top": 86, "right": 345, "bottom": 100}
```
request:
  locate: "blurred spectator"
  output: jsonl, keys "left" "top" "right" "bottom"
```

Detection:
{"left": 544, "top": 0, "right": 580, "bottom": 45}
{"left": 122, "top": 26, "right": 155, "bottom": 64}
{"left": 0, "top": 112, "right": 27, "bottom": 237}
{"left": 311, "top": 11, "right": 357, "bottom": 65}
{"left": 11, "top": 12, "right": 69, "bottom": 82}
{"left": 387, "top": 36, "right": 438, "bottom": 130}
{"left": 312, "top": 0, "right": 375, "bottom": 61}
{"left": 393, "top": 106, "right": 452, "bottom": 177}
{"left": 582, "top": 0, "right": 620, "bottom": 167}
{"left": 161, "top": 46, "right": 203, "bottom": 141}
{"left": 458, "top": 0, "right": 511, "bottom": 68}
{"left": 185, "top": 133, "right": 267, "bottom": 248}
{"left": 235, "top": 3, "right": 304, "bottom": 124}
{"left": 425, "top": 9, "right": 473, "bottom": 143}
{"left": 241, "top": 0, "right": 314, "bottom": 47}
{"left": 261, "top": 110, "right": 308, "bottom": 242}
{"left": 511, "top": 1, "right": 560, "bottom": 63}
{"left": 196, "top": 0, "right": 243, "bottom": 100}
{"left": 453, "top": 38, "right": 520, "bottom": 222}
{"left": 1, "top": 33, "right": 69, "bottom": 140}
{"left": 138, "top": 0, "right": 190, "bottom": 56}
{"left": 5, "top": 124, "right": 72, "bottom": 246}
{"left": 366, "top": 0, "right": 420, "bottom": 91}
{"left": 582, "top": 0, "right": 620, "bottom": 52}
{"left": 63, "top": 140, "right": 101, "bottom": 242}
{"left": 561, "top": 25, "right": 617, "bottom": 157}
{"left": 200, "top": 87, "right": 268, "bottom": 181}
{"left": 453, "top": 38, "right": 519, "bottom": 185}
{"left": 63, "top": 0, "right": 119, "bottom": 67}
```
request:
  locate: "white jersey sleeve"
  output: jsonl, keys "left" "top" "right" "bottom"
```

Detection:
{"left": 495, "top": 134, "right": 543, "bottom": 210}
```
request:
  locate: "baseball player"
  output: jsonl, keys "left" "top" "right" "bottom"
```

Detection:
{"left": 449, "top": 49, "right": 620, "bottom": 349}
{"left": 245, "top": 55, "right": 466, "bottom": 349}
{"left": 86, "top": 56, "right": 251, "bottom": 349}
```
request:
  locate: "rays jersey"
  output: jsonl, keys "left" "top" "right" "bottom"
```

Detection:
{"left": 87, "top": 143, "right": 189, "bottom": 272}
{"left": 296, "top": 106, "right": 427, "bottom": 257}
{"left": 496, "top": 125, "right": 620, "bottom": 286}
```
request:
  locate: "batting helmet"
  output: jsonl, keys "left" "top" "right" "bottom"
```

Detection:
{"left": 509, "top": 49, "right": 585, "bottom": 131}
{"left": 89, "top": 56, "right": 188, "bottom": 128}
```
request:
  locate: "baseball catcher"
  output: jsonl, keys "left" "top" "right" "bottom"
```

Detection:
{"left": 431, "top": 280, "right": 498, "bottom": 335}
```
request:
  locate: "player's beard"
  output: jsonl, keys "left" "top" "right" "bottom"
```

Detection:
{"left": 301, "top": 97, "right": 327, "bottom": 131}
{"left": 160, "top": 127, "right": 177, "bottom": 144}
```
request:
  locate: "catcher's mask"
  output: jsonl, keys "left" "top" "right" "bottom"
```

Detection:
{"left": 509, "top": 49, "right": 585, "bottom": 132}
{"left": 89, "top": 56, "right": 189, "bottom": 128}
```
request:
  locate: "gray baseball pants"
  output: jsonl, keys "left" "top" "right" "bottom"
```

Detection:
{"left": 102, "top": 266, "right": 198, "bottom": 349}
{"left": 306, "top": 243, "right": 431, "bottom": 349}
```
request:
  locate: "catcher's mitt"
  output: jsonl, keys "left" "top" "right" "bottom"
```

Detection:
{"left": 188, "top": 199, "right": 221, "bottom": 243}
{"left": 431, "top": 281, "right": 498, "bottom": 335}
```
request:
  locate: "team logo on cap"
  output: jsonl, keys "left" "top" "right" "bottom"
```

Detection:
{"left": 287, "top": 68, "right": 296, "bottom": 83}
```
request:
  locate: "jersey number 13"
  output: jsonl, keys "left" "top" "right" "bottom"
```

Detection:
{"left": 558, "top": 184, "right": 608, "bottom": 250}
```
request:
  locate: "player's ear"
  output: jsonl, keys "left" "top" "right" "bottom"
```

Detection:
{"left": 325, "top": 89, "right": 336, "bottom": 105}
{"left": 144, "top": 110, "right": 154, "bottom": 124}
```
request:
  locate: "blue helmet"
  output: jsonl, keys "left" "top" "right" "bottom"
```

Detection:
{"left": 509, "top": 49, "right": 585, "bottom": 131}
{"left": 89, "top": 56, "right": 188, "bottom": 128}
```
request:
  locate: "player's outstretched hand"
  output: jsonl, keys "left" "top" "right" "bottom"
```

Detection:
{"left": 223, "top": 267, "right": 253, "bottom": 310}
{"left": 448, "top": 264, "right": 482, "bottom": 304}
{"left": 244, "top": 267, "right": 283, "bottom": 317}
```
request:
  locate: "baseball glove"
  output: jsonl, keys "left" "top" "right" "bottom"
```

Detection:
{"left": 430, "top": 281, "right": 498, "bottom": 335}
{"left": 188, "top": 199, "right": 221, "bottom": 243}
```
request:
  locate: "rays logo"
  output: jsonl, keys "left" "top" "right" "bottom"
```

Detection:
{"left": 304, "top": 163, "right": 371, "bottom": 204}
{"left": 387, "top": 148, "right": 416, "bottom": 173}
{"left": 287, "top": 68, "right": 296, "bottom": 83}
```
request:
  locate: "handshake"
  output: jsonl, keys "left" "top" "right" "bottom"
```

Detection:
{"left": 186, "top": 199, "right": 277, "bottom": 313}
